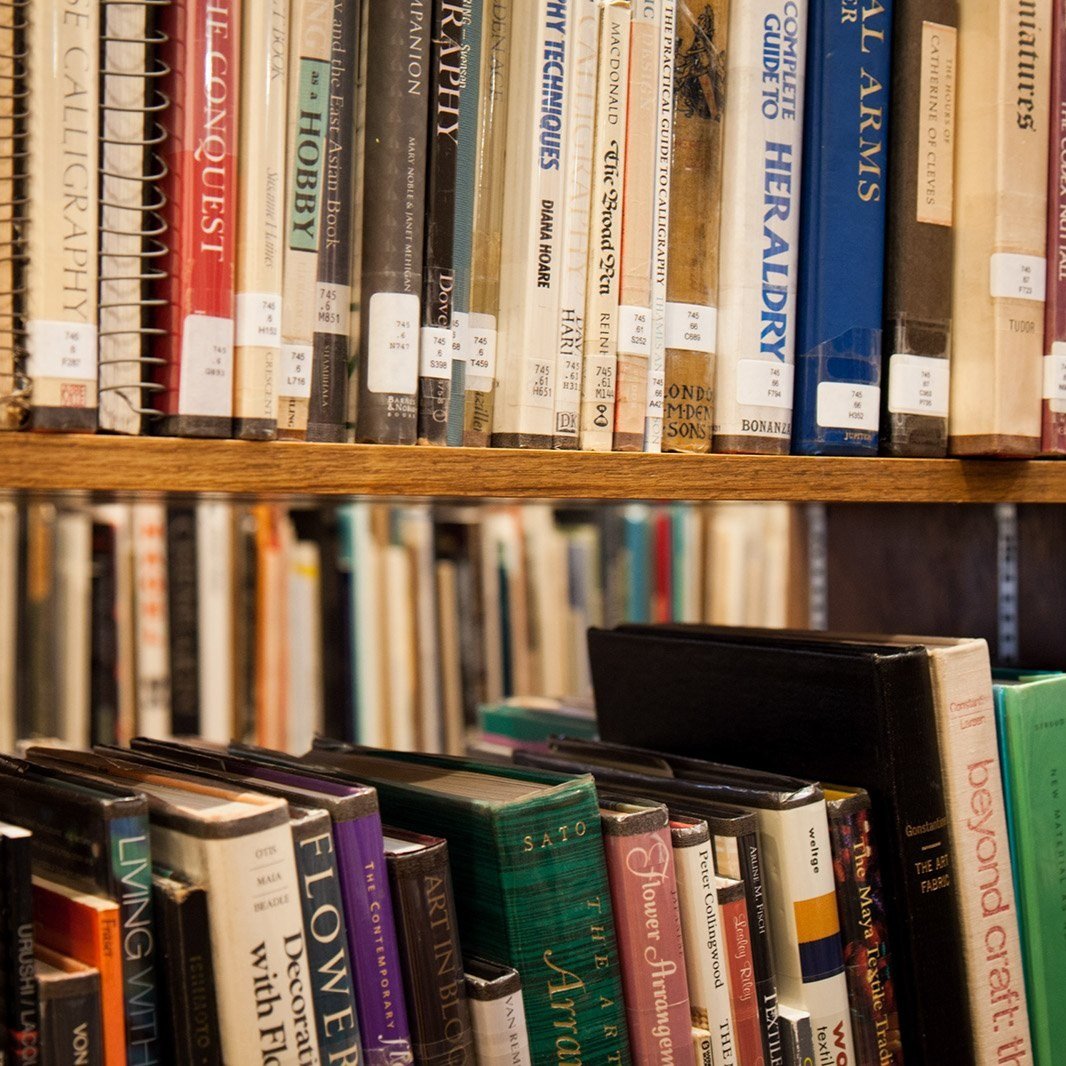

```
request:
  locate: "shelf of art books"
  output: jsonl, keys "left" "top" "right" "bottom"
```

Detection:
{"left": 4, "top": 433, "right": 1066, "bottom": 502}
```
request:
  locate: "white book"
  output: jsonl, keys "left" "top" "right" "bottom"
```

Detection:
{"left": 286, "top": 539, "right": 323, "bottom": 754}
{"left": 521, "top": 505, "right": 569, "bottom": 697}
{"left": 493, "top": 0, "right": 571, "bottom": 446}
{"left": 464, "top": 960, "right": 532, "bottom": 1066}
{"left": 479, "top": 510, "right": 505, "bottom": 703}
{"left": 643, "top": 0, "right": 676, "bottom": 452}
{"left": 434, "top": 558, "right": 465, "bottom": 756}
{"left": 579, "top": 0, "right": 631, "bottom": 451}
{"left": 383, "top": 543, "right": 416, "bottom": 751}
{"left": 672, "top": 820, "right": 738, "bottom": 1066}
{"left": 0, "top": 501, "right": 15, "bottom": 752}
{"left": 349, "top": 503, "right": 386, "bottom": 747}
{"left": 196, "top": 501, "right": 234, "bottom": 743}
{"left": 715, "top": 1, "right": 807, "bottom": 453}
{"left": 552, "top": 0, "right": 600, "bottom": 446}
{"left": 131, "top": 503, "right": 171, "bottom": 739}
{"left": 55, "top": 510, "right": 92, "bottom": 749}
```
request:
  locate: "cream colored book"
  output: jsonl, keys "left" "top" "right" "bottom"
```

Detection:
{"left": 613, "top": 0, "right": 660, "bottom": 450}
{"left": 278, "top": 0, "right": 331, "bottom": 438}
{"left": 715, "top": 0, "right": 807, "bottom": 453}
{"left": 25, "top": 0, "right": 99, "bottom": 430}
{"left": 197, "top": 500, "right": 234, "bottom": 743}
{"left": 493, "top": 0, "right": 570, "bottom": 447}
{"left": 579, "top": 0, "right": 631, "bottom": 450}
{"left": 350, "top": 503, "right": 386, "bottom": 746}
{"left": 55, "top": 509, "right": 92, "bottom": 749}
{"left": 0, "top": 1, "right": 22, "bottom": 429}
{"left": 235, "top": 0, "right": 289, "bottom": 439}
{"left": 0, "top": 500, "right": 15, "bottom": 751}
{"left": 384, "top": 541, "right": 416, "bottom": 751}
{"left": 435, "top": 558, "right": 465, "bottom": 755}
{"left": 286, "top": 537, "right": 323, "bottom": 753}
{"left": 949, "top": 1, "right": 1051, "bottom": 455}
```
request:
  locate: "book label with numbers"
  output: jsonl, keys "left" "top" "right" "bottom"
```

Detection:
{"left": 27, "top": 321, "right": 98, "bottom": 381}
{"left": 179, "top": 315, "right": 234, "bottom": 416}
{"left": 736, "top": 359, "right": 793, "bottom": 408}
{"left": 236, "top": 293, "right": 283, "bottom": 348}
{"left": 367, "top": 292, "right": 419, "bottom": 394}
{"left": 280, "top": 344, "right": 312, "bottom": 398}
{"left": 468, "top": 314, "right": 497, "bottom": 390}
{"left": 316, "top": 283, "right": 351, "bottom": 335}
{"left": 419, "top": 327, "right": 453, "bottom": 380}
{"left": 888, "top": 354, "right": 949, "bottom": 418}
{"left": 666, "top": 303, "right": 717, "bottom": 354}
{"left": 619, "top": 305, "right": 652, "bottom": 355}
{"left": 990, "top": 254, "right": 1047, "bottom": 302}
{"left": 816, "top": 381, "right": 880, "bottom": 431}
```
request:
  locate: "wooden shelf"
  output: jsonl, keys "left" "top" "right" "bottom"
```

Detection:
{"left": 1, "top": 433, "right": 1066, "bottom": 502}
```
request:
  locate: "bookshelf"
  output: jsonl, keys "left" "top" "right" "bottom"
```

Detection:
{"left": 2, "top": 432, "right": 1066, "bottom": 502}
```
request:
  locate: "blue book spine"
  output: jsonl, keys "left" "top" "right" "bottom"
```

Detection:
{"left": 794, "top": 0, "right": 892, "bottom": 455}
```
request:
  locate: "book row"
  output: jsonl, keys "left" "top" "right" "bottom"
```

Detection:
{"left": 3, "top": 0, "right": 1065, "bottom": 458}
{"left": 0, "top": 497, "right": 799, "bottom": 755}
{"left": 3, "top": 623, "right": 1064, "bottom": 1066}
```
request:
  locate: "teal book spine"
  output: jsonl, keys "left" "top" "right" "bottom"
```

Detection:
{"left": 623, "top": 507, "right": 650, "bottom": 623}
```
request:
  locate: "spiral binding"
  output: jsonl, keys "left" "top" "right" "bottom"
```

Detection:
{"left": 98, "top": 0, "right": 171, "bottom": 426}
{"left": 0, "top": 0, "right": 29, "bottom": 427}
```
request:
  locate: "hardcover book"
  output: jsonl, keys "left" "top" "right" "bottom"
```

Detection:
{"left": 355, "top": 0, "right": 431, "bottom": 445}
{"left": 0, "top": 823, "right": 37, "bottom": 1064}
{"left": 794, "top": 0, "right": 892, "bottom": 456}
{"left": 949, "top": 0, "right": 1051, "bottom": 455}
{"left": 35, "top": 948, "right": 103, "bottom": 1066}
{"left": 1044, "top": 0, "right": 1066, "bottom": 453}
{"left": 156, "top": 0, "right": 240, "bottom": 437}
{"left": 776, "top": 1005, "right": 814, "bottom": 1066}
{"left": 881, "top": 0, "right": 958, "bottom": 457}
{"left": 663, "top": 0, "right": 729, "bottom": 454}
{"left": 463, "top": 958, "right": 531, "bottom": 1066}
{"left": 589, "top": 624, "right": 974, "bottom": 1063}
{"left": 714, "top": 0, "right": 808, "bottom": 454}
{"left": 716, "top": 878, "right": 762, "bottom": 1066}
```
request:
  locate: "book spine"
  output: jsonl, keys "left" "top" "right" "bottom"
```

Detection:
{"left": 491, "top": 0, "right": 570, "bottom": 448}
{"left": 662, "top": 0, "right": 729, "bottom": 455}
{"left": 356, "top": 0, "right": 431, "bottom": 445}
{"left": 714, "top": 0, "right": 807, "bottom": 454}
{"left": 277, "top": 0, "right": 332, "bottom": 439}
{"left": 106, "top": 813, "right": 161, "bottom": 1066}
{"left": 386, "top": 846, "right": 475, "bottom": 1066}
{"left": 291, "top": 818, "right": 364, "bottom": 1064}
{"left": 233, "top": 0, "right": 288, "bottom": 440}
{"left": 1, "top": 833, "right": 38, "bottom": 1063}
{"left": 825, "top": 800, "right": 901, "bottom": 1066}
{"left": 881, "top": 0, "right": 958, "bottom": 457}
{"left": 642, "top": 0, "right": 675, "bottom": 453}
{"left": 1044, "top": 0, "right": 1066, "bottom": 452}
{"left": 671, "top": 828, "right": 737, "bottom": 1066}
{"left": 777, "top": 1008, "right": 814, "bottom": 1066}
{"left": 448, "top": 0, "right": 482, "bottom": 448}
{"left": 717, "top": 879, "right": 763, "bottom": 1066}
{"left": 794, "top": 0, "right": 891, "bottom": 456}
{"left": 949, "top": 0, "right": 1051, "bottom": 456}
{"left": 756, "top": 803, "right": 855, "bottom": 1060}
{"left": 930, "top": 644, "right": 1032, "bottom": 1064}
{"left": 132, "top": 503, "right": 171, "bottom": 739}
{"left": 552, "top": 0, "right": 599, "bottom": 450}
{"left": 306, "top": 0, "right": 358, "bottom": 443}
{"left": 333, "top": 813, "right": 414, "bottom": 1065}
{"left": 151, "top": 879, "right": 222, "bottom": 1066}
{"left": 38, "top": 970, "right": 103, "bottom": 1066}
{"left": 613, "top": 0, "right": 660, "bottom": 451}
{"left": 24, "top": 0, "right": 99, "bottom": 432}
{"left": 602, "top": 819, "right": 695, "bottom": 1066}
{"left": 578, "top": 0, "right": 631, "bottom": 451}
{"left": 166, "top": 508, "right": 200, "bottom": 736}
{"left": 464, "top": 973, "right": 531, "bottom": 1066}
{"left": 464, "top": 0, "right": 512, "bottom": 446}
{"left": 155, "top": 0, "right": 239, "bottom": 437}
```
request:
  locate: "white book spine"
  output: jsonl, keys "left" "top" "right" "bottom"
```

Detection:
{"left": 196, "top": 501, "right": 234, "bottom": 742}
{"left": 384, "top": 543, "right": 417, "bottom": 751}
{"left": 152, "top": 815, "right": 321, "bottom": 1066}
{"left": 468, "top": 988, "right": 532, "bottom": 1066}
{"left": 755, "top": 801, "right": 855, "bottom": 1060}
{"left": 494, "top": 0, "right": 571, "bottom": 445}
{"left": 715, "top": 1, "right": 807, "bottom": 451}
{"left": 929, "top": 641, "right": 1033, "bottom": 1063}
{"left": 673, "top": 831, "right": 738, "bottom": 1066}
{"left": 644, "top": 0, "right": 675, "bottom": 453}
{"left": 286, "top": 539, "right": 322, "bottom": 753}
{"left": 55, "top": 510, "right": 92, "bottom": 748}
{"left": 351, "top": 504, "right": 385, "bottom": 746}
{"left": 131, "top": 503, "right": 171, "bottom": 739}
{"left": 0, "top": 501, "right": 15, "bottom": 752}
{"left": 235, "top": 0, "right": 289, "bottom": 430}
{"left": 552, "top": 0, "right": 599, "bottom": 445}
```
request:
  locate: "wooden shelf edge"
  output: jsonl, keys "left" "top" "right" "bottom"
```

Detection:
{"left": 0, "top": 433, "right": 1064, "bottom": 502}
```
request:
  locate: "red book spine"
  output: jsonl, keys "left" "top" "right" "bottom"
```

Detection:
{"left": 1044, "top": 0, "right": 1066, "bottom": 453}
{"left": 653, "top": 510, "right": 672, "bottom": 623}
{"left": 156, "top": 0, "right": 240, "bottom": 436}
{"left": 718, "top": 880, "right": 762, "bottom": 1066}
{"left": 603, "top": 818, "right": 695, "bottom": 1066}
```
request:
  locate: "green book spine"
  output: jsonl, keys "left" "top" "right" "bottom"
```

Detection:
{"left": 995, "top": 675, "right": 1066, "bottom": 1066}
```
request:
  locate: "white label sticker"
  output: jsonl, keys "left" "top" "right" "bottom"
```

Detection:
{"left": 451, "top": 311, "right": 470, "bottom": 368}
{"left": 1043, "top": 342, "right": 1066, "bottom": 402}
{"left": 316, "top": 282, "right": 352, "bottom": 335}
{"left": 468, "top": 313, "right": 497, "bottom": 390}
{"left": 367, "top": 292, "right": 419, "bottom": 394}
{"left": 665, "top": 302, "right": 717, "bottom": 354}
{"left": 523, "top": 357, "right": 555, "bottom": 410}
{"left": 736, "top": 359, "right": 794, "bottom": 409}
{"left": 888, "top": 353, "right": 949, "bottom": 417}
{"left": 618, "top": 305, "right": 651, "bottom": 355}
{"left": 816, "top": 381, "right": 881, "bottom": 430}
{"left": 419, "top": 327, "right": 453, "bottom": 379}
{"left": 280, "top": 343, "right": 312, "bottom": 398}
{"left": 26, "top": 320, "right": 98, "bottom": 380}
{"left": 990, "top": 253, "right": 1047, "bottom": 302}
{"left": 235, "top": 292, "right": 282, "bottom": 348}
{"left": 647, "top": 368, "right": 664, "bottom": 417}
{"left": 178, "top": 315, "right": 234, "bottom": 417}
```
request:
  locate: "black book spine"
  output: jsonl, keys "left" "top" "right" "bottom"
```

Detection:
{"left": 418, "top": 0, "right": 464, "bottom": 446}
{"left": 307, "top": 0, "right": 360, "bottom": 442}
{"left": 290, "top": 815, "right": 363, "bottom": 1063}
{"left": 355, "top": 0, "right": 431, "bottom": 444}
{"left": 152, "top": 876, "right": 222, "bottom": 1066}
{"left": 89, "top": 522, "right": 118, "bottom": 747}
{"left": 38, "top": 970, "right": 103, "bottom": 1066}
{"left": 166, "top": 507, "right": 200, "bottom": 736}
{"left": 386, "top": 842, "right": 475, "bottom": 1066}
{"left": 0, "top": 832, "right": 38, "bottom": 1064}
